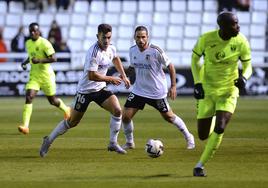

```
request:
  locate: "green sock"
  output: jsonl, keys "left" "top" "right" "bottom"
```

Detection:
{"left": 58, "top": 98, "right": 69, "bottom": 113}
{"left": 199, "top": 131, "right": 224, "bottom": 166}
{"left": 22, "top": 104, "right": 32, "bottom": 128}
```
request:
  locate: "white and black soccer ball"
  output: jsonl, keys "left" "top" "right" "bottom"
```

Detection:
{"left": 145, "top": 139, "right": 164, "bottom": 158}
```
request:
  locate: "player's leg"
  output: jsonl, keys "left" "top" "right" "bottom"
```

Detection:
{"left": 196, "top": 96, "right": 216, "bottom": 140}
{"left": 40, "top": 93, "right": 89, "bottom": 157}
{"left": 122, "top": 93, "right": 145, "bottom": 149}
{"left": 18, "top": 88, "right": 38, "bottom": 134}
{"left": 193, "top": 95, "right": 215, "bottom": 176}
{"left": 197, "top": 118, "right": 213, "bottom": 140}
{"left": 46, "top": 95, "right": 71, "bottom": 120}
{"left": 96, "top": 90, "right": 126, "bottom": 154}
{"left": 122, "top": 107, "right": 139, "bottom": 149}
{"left": 43, "top": 78, "right": 70, "bottom": 120}
{"left": 194, "top": 95, "right": 236, "bottom": 177}
{"left": 160, "top": 109, "right": 195, "bottom": 149}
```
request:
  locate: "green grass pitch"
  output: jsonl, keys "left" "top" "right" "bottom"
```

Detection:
{"left": 0, "top": 96, "right": 267, "bottom": 188}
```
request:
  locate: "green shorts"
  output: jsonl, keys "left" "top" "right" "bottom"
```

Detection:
{"left": 25, "top": 76, "right": 56, "bottom": 96}
{"left": 197, "top": 94, "right": 237, "bottom": 119}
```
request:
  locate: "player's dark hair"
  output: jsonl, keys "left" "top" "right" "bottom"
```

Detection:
{"left": 98, "top": 24, "right": 112, "bottom": 34}
{"left": 134, "top": 25, "right": 148, "bottom": 35}
{"left": 29, "top": 22, "right": 39, "bottom": 28}
{"left": 217, "top": 11, "right": 235, "bottom": 27}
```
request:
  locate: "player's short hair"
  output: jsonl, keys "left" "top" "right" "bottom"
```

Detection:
{"left": 98, "top": 24, "right": 112, "bottom": 34}
{"left": 217, "top": 11, "right": 236, "bottom": 27}
{"left": 29, "top": 22, "right": 39, "bottom": 29}
{"left": 134, "top": 25, "right": 148, "bottom": 35}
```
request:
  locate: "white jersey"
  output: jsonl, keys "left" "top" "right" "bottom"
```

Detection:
{"left": 77, "top": 42, "right": 117, "bottom": 94}
{"left": 129, "top": 44, "right": 171, "bottom": 99}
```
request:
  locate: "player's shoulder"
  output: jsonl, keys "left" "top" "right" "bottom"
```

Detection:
{"left": 129, "top": 44, "right": 136, "bottom": 50}
{"left": 87, "top": 42, "right": 100, "bottom": 58}
{"left": 236, "top": 32, "right": 249, "bottom": 43}
{"left": 25, "top": 38, "right": 31, "bottom": 45}
{"left": 200, "top": 29, "right": 218, "bottom": 40}
{"left": 149, "top": 43, "right": 164, "bottom": 54}
{"left": 39, "top": 36, "right": 50, "bottom": 43}
{"left": 108, "top": 43, "right": 117, "bottom": 51}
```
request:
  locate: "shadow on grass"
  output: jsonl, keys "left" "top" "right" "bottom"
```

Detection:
{"left": 143, "top": 174, "right": 172, "bottom": 179}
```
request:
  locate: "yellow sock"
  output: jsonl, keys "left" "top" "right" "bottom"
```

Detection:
{"left": 22, "top": 104, "right": 32, "bottom": 128}
{"left": 58, "top": 98, "right": 69, "bottom": 113}
{"left": 199, "top": 131, "right": 224, "bottom": 166}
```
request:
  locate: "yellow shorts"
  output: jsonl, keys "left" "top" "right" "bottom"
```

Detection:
{"left": 197, "top": 94, "right": 237, "bottom": 119}
{"left": 25, "top": 76, "right": 56, "bottom": 96}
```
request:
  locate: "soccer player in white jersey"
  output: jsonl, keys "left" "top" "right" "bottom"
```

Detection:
{"left": 121, "top": 26, "right": 195, "bottom": 150}
{"left": 39, "top": 24, "right": 131, "bottom": 157}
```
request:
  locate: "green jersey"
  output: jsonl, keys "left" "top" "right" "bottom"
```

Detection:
{"left": 26, "top": 37, "right": 55, "bottom": 80}
{"left": 191, "top": 30, "right": 252, "bottom": 96}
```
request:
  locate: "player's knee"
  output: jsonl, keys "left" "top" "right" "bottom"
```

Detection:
{"left": 26, "top": 94, "right": 34, "bottom": 102}
{"left": 67, "top": 119, "right": 80, "bottom": 128}
{"left": 199, "top": 134, "right": 209, "bottom": 140}
{"left": 112, "top": 107, "right": 122, "bottom": 117}
{"left": 122, "top": 115, "right": 131, "bottom": 124}
{"left": 163, "top": 114, "right": 174, "bottom": 123}
{"left": 214, "top": 126, "right": 225, "bottom": 134}
{"left": 48, "top": 99, "right": 58, "bottom": 106}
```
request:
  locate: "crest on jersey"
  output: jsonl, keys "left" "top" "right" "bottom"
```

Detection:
{"left": 146, "top": 54, "right": 150, "bottom": 61}
{"left": 230, "top": 44, "right": 236, "bottom": 52}
{"left": 215, "top": 51, "right": 225, "bottom": 60}
{"left": 75, "top": 103, "right": 81, "bottom": 110}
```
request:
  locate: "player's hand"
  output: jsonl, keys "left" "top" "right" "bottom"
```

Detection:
{"left": 194, "top": 83, "right": 204, "bottom": 99}
{"left": 31, "top": 58, "right": 39, "bottom": 64}
{"left": 234, "top": 76, "right": 247, "bottom": 89}
{"left": 120, "top": 75, "right": 131, "bottom": 89}
{"left": 168, "top": 85, "right": 177, "bottom": 100}
{"left": 21, "top": 62, "right": 27, "bottom": 70}
{"left": 110, "top": 77, "right": 122, "bottom": 86}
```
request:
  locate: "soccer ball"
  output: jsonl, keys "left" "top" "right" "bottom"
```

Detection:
{"left": 145, "top": 139, "right": 164, "bottom": 158}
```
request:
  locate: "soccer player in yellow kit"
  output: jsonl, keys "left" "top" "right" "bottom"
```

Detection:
{"left": 18, "top": 22, "right": 70, "bottom": 134}
{"left": 191, "top": 12, "right": 252, "bottom": 176}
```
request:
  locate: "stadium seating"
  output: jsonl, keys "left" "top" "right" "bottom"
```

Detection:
{"left": 0, "top": 0, "right": 267, "bottom": 67}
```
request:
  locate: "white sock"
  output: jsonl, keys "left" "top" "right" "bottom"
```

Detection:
{"left": 195, "top": 162, "right": 203, "bottom": 168}
{"left": 48, "top": 120, "right": 70, "bottom": 143}
{"left": 123, "top": 120, "right": 134, "bottom": 144}
{"left": 110, "top": 115, "right": 121, "bottom": 144}
{"left": 171, "top": 115, "right": 191, "bottom": 138}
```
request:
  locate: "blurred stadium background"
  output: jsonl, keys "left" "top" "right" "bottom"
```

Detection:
{"left": 0, "top": 0, "right": 267, "bottom": 96}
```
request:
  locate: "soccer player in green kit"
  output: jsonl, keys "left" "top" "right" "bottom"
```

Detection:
{"left": 18, "top": 23, "right": 70, "bottom": 134}
{"left": 191, "top": 12, "right": 252, "bottom": 177}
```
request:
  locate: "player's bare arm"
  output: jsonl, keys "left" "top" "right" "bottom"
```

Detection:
{"left": 88, "top": 71, "right": 122, "bottom": 85}
{"left": 31, "top": 54, "right": 57, "bottom": 64}
{"left": 167, "top": 63, "right": 177, "bottom": 100}
{"left": 112, "top": 56, "right": 130, "bottom": 89}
